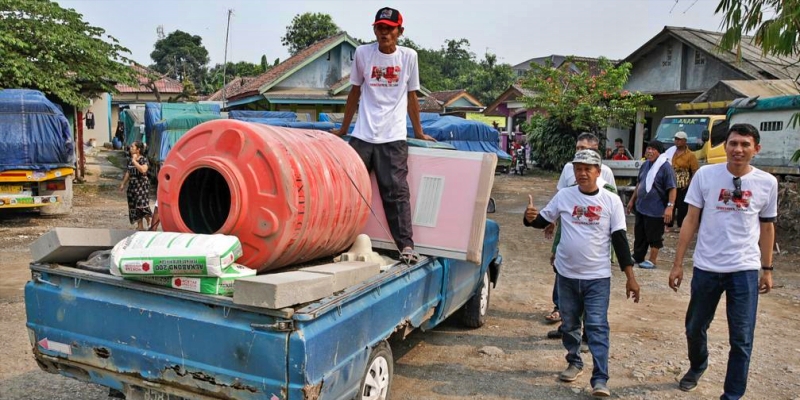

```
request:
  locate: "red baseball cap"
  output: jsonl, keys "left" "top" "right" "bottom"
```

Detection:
{"left": 373, "top": 7, "right": 403, "bottom": 27}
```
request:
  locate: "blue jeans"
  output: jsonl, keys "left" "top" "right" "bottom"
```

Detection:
{"left": 557, "top": 274, "right": 611, "bottom": 385}
{"left": 685, "top": 268, "right": 759, "bottom": 400}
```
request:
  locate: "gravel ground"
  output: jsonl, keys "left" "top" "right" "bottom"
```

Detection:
{"left": 2, "top": 154, "right": 799, "bottom": 399}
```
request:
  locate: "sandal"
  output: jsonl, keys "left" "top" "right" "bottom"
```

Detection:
{"left": 545, "top": 308, "right": 561, "bottom": 323}
{"left": 400, "top": 247, "right": 420, "bottom": 265}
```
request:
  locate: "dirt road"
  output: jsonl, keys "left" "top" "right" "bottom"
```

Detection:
{"left": 1, "top": 154, "right": 799, "bottom": 399}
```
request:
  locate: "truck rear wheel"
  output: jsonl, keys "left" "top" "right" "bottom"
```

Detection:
{"left": 358, "top": 341, "right": 393, "bottom": 400}
{"left": 461, "top": 269, "right": 491, "bottom": 328}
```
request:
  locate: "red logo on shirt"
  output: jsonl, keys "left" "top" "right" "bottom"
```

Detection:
{"left": 572, "top": 205, "right": 602, "bottom": 222}
{"left": 370, "top": 66, "right": 401, "bottom": 86}
{"left": 717, "top": 189, "right": 751, "bottom": 209}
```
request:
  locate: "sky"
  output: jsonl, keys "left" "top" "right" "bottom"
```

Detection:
{"left": 57, "top": 0, "right": 728, "bottom": 68}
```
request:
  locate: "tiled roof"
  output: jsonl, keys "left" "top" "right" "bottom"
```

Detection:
{"left": 115, "top": 64, "right": 183, "bottom": 94}
{"left": 429, "top": 89, "right": 466, "bottom": 103}
{"left": 226, "top": 32, "right": 353, "bottom": 100}
{"left": 624, "top": 26, "right": 800, "bottom": 81}
{"left": 207, "top": 77, "right": 256, "bottom": 101}
{"left": 329, "top": 75, "right": 352, "bottom": 93}
{"left": 420, "top": 96, "right": 443, "bottom": 112}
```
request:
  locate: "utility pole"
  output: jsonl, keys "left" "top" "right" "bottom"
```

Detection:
{"left": 221, "top": 9, "right": 233, "bottom": 109}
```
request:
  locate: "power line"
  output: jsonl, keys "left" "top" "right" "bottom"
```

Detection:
{"left": 683, "top": 0, "right": 700, "bottom": 13}
{"left": 669, "top": 0, "right": 679, "bottom": 14}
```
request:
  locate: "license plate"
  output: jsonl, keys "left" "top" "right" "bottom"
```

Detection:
{"left": 0, "top": 185, "right": 23, "bottom": 194}
{"left": 126, "top": 385, "right": 187, "bottom": 400}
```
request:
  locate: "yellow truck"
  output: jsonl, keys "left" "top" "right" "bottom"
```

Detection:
{"left": 0, "top": 89, "right": 74, "bottom": 215}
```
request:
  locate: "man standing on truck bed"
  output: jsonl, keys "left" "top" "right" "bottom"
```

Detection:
{"left": 333, "top": 7, "right": 435, "bottom": 264}
{"left": 669, "top": 123, "right": 777, "bottom": 399}
{"left": 525, "top": 149, "right": 640, "bottom": 397}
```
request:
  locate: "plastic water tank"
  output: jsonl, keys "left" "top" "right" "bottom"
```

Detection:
{"left": 157, "top": 119, "right": 372, "bottom": 272}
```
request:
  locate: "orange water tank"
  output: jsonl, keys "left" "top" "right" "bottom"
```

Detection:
{"left": 157, "top": 119, "right": 372, "bottom": 272}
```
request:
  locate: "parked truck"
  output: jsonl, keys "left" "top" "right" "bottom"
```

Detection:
{"left": 25, "top": 207, "right": 501, "bottom": 400}
{"left": 0, "top": 89, "right": 75, "bottom": 215}
{"left": 607, "top": 95, "right": 800, "bottom": 201}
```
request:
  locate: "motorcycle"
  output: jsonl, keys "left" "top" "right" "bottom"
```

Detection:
{"left": 511, "top": 147, "right": 527, "bottom": 175}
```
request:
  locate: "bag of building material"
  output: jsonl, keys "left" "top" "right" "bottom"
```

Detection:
{"left": 129, "top": 264, "right": 256, "bottom": 296}
{"left": 110, "top": 232, "right": 243, "bottom": 277}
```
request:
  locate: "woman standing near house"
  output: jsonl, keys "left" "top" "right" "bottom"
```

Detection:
{"left": 119, "top": 141, "right": 152, "bottom": 230}
{"left": 666, "top": 131, "right": 699, "bottom": 232}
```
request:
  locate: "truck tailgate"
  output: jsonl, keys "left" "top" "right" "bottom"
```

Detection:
{"left": 25, "top": 264, "right": 291, "bottom": 400}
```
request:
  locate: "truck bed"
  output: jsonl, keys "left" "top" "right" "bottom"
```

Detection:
{"left": 25, "top": 256, "right": 445, "bottom": 400}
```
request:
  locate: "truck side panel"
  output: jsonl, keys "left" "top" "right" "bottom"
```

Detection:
{"left": 438, "top": 219, "right": 500, "bottom": 320}
{"left": 288, "top": 259, "right": 444, "bottom": 400}
{"left": 25, "top": 269, "right": 290, "bottom": 400}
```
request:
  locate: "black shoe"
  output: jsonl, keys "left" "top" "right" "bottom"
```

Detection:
{"left": 547, "top": 329, "right": 562, "bottom": 339}
{"left": 679, "top": 369, "right": 704, "bottom": 392}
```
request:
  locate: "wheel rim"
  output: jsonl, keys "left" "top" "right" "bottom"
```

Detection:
{"left": 479, "top": 272, "right": 489, "bottom": 315}
{"left": 362, "top": 355, "right": 390, "bottom": 400}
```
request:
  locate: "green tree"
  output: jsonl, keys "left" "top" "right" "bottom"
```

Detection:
{"left": 150, "top": 30, "right": 209, "bottom": 91}
{"left": 281, "top": 12, "right": 339, "bottom": 56}
{"left": 715, "top": 0, "right": 800, "bottom": 162}
{"left": 460, "top": 53, "right": 516, "bottom": 105}
{"left": 520, "top": 57, "right": 653, "bottom": 170}
{"left": 0, "top": 0, "right": 136, "bottom": 107}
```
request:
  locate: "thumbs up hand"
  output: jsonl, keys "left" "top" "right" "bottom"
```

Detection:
{"left": 525, "top": 194, "right": 539, "bottom": 223}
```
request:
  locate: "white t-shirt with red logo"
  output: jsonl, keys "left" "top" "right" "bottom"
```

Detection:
{"left": 539, "top": 186, "right": 627, "bottom": 279}
{"left": 685, "top": 163, "right": 778, "bottom": 273}
{"left": 350, "top": 43, "right": 420, "bottom": 144}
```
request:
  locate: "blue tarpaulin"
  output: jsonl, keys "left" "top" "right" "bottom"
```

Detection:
{"left": 0, "top": 89, "right": 75, "bottom": 172}
{"left": 228, "top": 110, "right": 297, "bottom": 120}
{"left": 728, "top": 95, "right": 800, "bottom": 118}
{"left": 406, "top": 113, "right": 510, "bottom": 160}
{"left": 149, "top": 114, "right": 222, "bottom": 163}
{"left": 144, "top": 103, "right": 221, "bottom": 145}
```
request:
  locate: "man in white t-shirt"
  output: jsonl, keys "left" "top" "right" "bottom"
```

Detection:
{"left": 669, "top": 123, "right": 777, "bottom": 399}
{"left": 545, "top": 132, "right": 616, "bottom": 336}
{"left": 525, "top": 149, "right": 640, "bottom": 397}
{"left": 332, "top": 7, "right": 434, "bottom": 264}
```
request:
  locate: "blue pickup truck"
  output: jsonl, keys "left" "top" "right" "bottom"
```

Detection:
{"left": 24, "top": 219, "right": 501, "bottom": 400}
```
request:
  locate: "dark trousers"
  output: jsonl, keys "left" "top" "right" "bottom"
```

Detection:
{"left": 685, "top": 268, "right": 759, "bottom": 400}
{"left": 558, "top": 274, "right": 611, "bottom": 386}
{"left": 667, "top": 187, "right": 689, "bottom": 228}
{"left": 632, "top": 212, "right": 664, "bottom": 263}
{"left": 349, "top": 137, "right": 414, "bottom": 250}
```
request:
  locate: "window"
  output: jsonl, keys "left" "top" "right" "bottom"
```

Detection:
{"left": 662, "top": 44, "right": 673, "bottom": 67}
{"left": 694, "top": 51, "right": 706, "bottom": 65}
{"left": 710, "top": 120, "right": 729, "bottom": 147}
{"left": 760, "top": 121, "right": 783, "bottom": 131}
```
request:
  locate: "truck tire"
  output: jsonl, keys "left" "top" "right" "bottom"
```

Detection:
{"left": 358, "top": 341, "right": 393, "bottom": 400}
{"left": 461, "top": 269, "right": 491, "bottom": 328}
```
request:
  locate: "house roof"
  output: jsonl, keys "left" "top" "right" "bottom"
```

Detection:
{"left": 483, "top": 82, "right": 534, "bottom": 116}
{"left": 115, "top": 64, "right": 183, "bottom": 94}
{"left": 512, "top": 55, "right": 615, "bottom": 76}
{"left": 427, "top": 89, "right": 484, "bottom": 108}
{"left": 693, "top": 79, "right": 800, "bottom": 102}
{"left": 225, "top": 32, "right": 359, "bottom": 101}
{"left": 623, "top": 26, "right": 800, "bottom": 81}
{"left": 207, "top": 77, "right": 257, "bottom": 101}
{"left": 420, "top": 96, "right": 444, "bottom": 112}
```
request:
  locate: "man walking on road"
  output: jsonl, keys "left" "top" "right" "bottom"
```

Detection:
{"left": 669, "top": 123, "right": 777, "bottom": 399}
{"left": 332, "top": 7, "right": 434, "bottom": 264}
{"left": 525, "top": 149, "right": 640, "bottom": 397}
{"left": 626, "top": 140, "right": 676, "bottom": 269}
{"left": 545, "top": 133, "right": 616, "bottom": 329}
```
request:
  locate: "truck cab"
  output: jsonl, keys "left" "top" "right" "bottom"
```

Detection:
{"left": 652, "top": 114, "right": 728, "bottom": 164}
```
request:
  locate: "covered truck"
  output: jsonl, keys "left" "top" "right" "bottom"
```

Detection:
{"left": 0, "top": 89, "right": 75, "bottom": 215}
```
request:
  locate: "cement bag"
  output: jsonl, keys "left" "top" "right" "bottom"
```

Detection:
{"left": 129, "top": 264, "right": 255, "bottom": 295}
{"left": 110, "top": 232, "right": 243, "bottom": 277}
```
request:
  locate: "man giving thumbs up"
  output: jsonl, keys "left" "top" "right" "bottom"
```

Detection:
{"left": 523, "top": 149, "right": 640, "bottom": 398}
